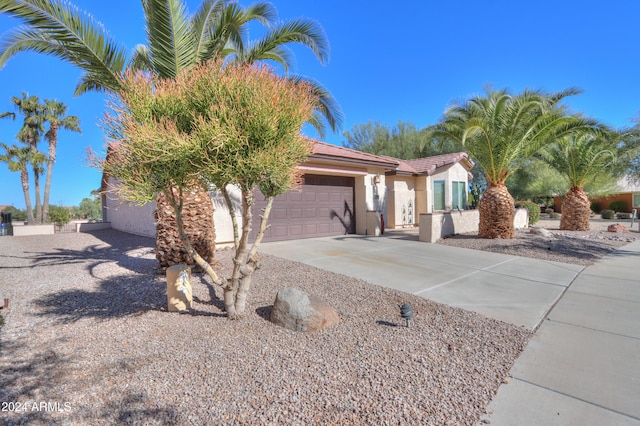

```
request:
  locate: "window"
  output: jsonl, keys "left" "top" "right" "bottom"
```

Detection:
{"left": 433, "top": 180, "right": 445, "bottom": 211}
{"left": 452, "top": 181, "right": 467, "bottom": 210}
{"left": 633, "top": 193, "right": 640, "bottom": 208}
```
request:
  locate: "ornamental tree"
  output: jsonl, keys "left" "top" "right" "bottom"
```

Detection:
{"left": 95, "top": 60, "right": 317, "bottom": 318}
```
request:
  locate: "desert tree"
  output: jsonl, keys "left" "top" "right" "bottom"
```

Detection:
{"left": 0, "top": 142, "right": 46, "bottom": 223}
{"left": 42, "top": 99, "right": 81, "bottom": 222}
{"left": 430, "top": 86, "right": 603, "bottom": 238}
{"left": 1, "top": 0, "right": 342, "bottom": 268}
{"left": 96, "top": 60, "right": 317, "bottom": 318}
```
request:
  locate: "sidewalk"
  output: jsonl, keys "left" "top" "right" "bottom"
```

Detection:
{"left": 481, "top": 240, "right": 640, "bottom": 425}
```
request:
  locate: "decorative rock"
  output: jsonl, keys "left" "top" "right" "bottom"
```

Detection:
{"left": 607, "top": 223, "right": 628, "bottom": 233}
{"left": 270, "top": 287, "right": 340, "bottom": 332}
{"left": 529, "top": 226, "right": 552, "bottom": 238}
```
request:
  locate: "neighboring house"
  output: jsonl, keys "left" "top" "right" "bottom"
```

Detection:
{"left": 103, "top": 142, "right": 473, "bottom": 243}
{"left": 583, "top": 176, "right": 640, "bottom": 213}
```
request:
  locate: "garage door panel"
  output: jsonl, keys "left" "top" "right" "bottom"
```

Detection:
{"left": 251, "top": 174, "right": 355, "bottom": 242}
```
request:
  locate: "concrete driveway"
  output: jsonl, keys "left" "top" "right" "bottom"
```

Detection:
{"left": 260, "top": 231, "right": 583, "bottom": 330}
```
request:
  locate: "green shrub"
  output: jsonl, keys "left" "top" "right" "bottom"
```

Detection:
{"left": 545, "top": 208, "right": 554, "bottom": 214}
{"left": 516, "top": 200, "right": 541, "bottom": 225}
{"left": 590, "top": 202, "right": 600, "bottom": 213}
{"left": 609, "top": 201, "right": 627, "bottom": 213}
{"left": 601, "top": 209, "right": 615, "bottom": 219}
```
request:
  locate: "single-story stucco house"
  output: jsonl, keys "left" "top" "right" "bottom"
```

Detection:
{"left": 102, "top": 141, "right": 474, "bottom": 244}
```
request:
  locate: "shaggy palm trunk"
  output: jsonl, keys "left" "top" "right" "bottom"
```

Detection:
{"left": 20, "top": 166, "right": 35, "bottom": 224}
{"left": 43, "top": 126, "right": 58, "bottom": 223}
{"left": 478, "top": 182, "right": 515, "bottom": 239}
{"left": 560, "top": 187, "right": 591, "bottom": 231}
{"left": 155, "top": 188, "right": 216, "bottom": 270}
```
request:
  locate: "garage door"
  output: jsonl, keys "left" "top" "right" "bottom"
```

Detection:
{"left": 251, "top": 174, "right": 355, "bottom": 242}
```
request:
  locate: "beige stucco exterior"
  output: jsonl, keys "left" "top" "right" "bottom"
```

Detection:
{"left": 386, "top": 161, "right": 471, "bottom": 229}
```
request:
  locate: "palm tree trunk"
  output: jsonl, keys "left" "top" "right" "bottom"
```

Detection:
{"left": 155, "top": 187, "right": 216, "bottom": 270}
{"left": 33, "top": 167, "right": 42, "bottom": 223}
{"left": 20, "top": 166, "right": 35, "bottom": 224}
{"left": 43, "top": 126, "right": 58, "bottom": 222}
{"left": 560, "top": 187, "right": 591, "bottom": 231}
{"left": 478, "top": 182, "right": 515, "bottom": 239}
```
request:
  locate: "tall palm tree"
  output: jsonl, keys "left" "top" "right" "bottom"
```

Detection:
{"left": 42, "top": 99, "right": 81, "bottom": 222}
{"left": 537, "top": 132, "right": 617, "bottom": 231}
{"left": 1, "top": 0, "right": 342, "bottom": 267}
{"left": 431, "top": 86, "right": 602, "bottom": 238}
{"left": 0, "top": 143, "right": 46, "bottom": 224}
{"left": 8, "top": 92, "right": 47, "bottom": 222}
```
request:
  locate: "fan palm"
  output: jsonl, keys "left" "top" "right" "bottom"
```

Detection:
{"left": 431, "top": 86, "right": 602, "bottom": 238}
{"left": 0, "top": 143, "right": 46, "bottom": 224}
{"left": 43, "top": 99, "right": 81, "bottom": 222}
{"left": 537, "top": 132, "right": 617, "bottom": 230}
{"left": 7, "top": 92, "right": 47, "bottom": 222}
{"left": 1, "top": 0, "right": 342, "bottom": 267}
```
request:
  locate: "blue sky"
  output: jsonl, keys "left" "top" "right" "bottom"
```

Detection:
{"left": 1, "top": 0, "right": 639, "bottom": 209}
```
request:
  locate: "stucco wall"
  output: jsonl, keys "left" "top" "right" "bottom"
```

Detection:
{"left": 386, "top": 176, "right": 415, "bottom": 228}
{"left": 105, "top": 188, "right": 157, "bottom": 238}
{"left": 429, "top": 163, "right": 469, "bottom": 212}
{"left": 419, "top": 208, "right": 529, "bottom": 243}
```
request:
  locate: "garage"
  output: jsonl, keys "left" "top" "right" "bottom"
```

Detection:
{"left": 251, "top": 174, "right": 355, "bottom": 242}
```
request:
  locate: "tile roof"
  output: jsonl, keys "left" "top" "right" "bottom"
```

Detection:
{"left": 310, "top": 141, "right": 399, "bottom": 168}
{"left": 394, "top": 152, "right": 472, "bottom": 176}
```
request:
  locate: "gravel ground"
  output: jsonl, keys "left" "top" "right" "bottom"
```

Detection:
{"left": 437, "top": 217, "right": 640, "bottom": 266}
{"left": 0, "top": 230, "right": 531, "bottom": 425}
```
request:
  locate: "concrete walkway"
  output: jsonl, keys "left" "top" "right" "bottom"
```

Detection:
{"left": 261, "top": 232, "right": 583, "bottom": 330}
{"left": 261, "top": 234, "right": 640, "bottom": 425}
{"left": 481, "top": 239, "right": 640, "bottom": 425}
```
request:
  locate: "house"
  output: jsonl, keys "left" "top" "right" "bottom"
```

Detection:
{"left": 103, "top": 141, "right": 473, "bottom": 243}
{"left": 586, "top": 176, "right": 640, "bottom": 213}
{"left": 553, "top": 176, "right": 640, "bottom": 213}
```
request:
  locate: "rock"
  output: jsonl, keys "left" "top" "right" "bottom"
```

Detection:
{"left": 529, "top": 226, "right": 552, "bottom": 238}
{"left": 270, "top": 287, "right": 340, "bottom": 332}
{"left": 607, "top": 223, "right": 628, "bottom": 233}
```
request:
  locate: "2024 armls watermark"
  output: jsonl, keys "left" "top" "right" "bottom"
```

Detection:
{"left": 2, "top": 401, "right": 72, "bottom": 413}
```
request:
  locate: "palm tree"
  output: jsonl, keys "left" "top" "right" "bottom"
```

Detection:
{"left": 0, "top": 143, "right": 46, "bottom": 224}
{"left": 537, "top": 132, "right": 617, "bottom": 231}
{"left": 42, "top": 99, "right": 81, "bottom": 222}
{"left": 8, "top": 92, "right": 47, "bottom": 223}
{"left": 1, "top": 0, "right": 342, "bottom": 268}
{"left": 431, "top": 86, "right": 602, "bottom": 239}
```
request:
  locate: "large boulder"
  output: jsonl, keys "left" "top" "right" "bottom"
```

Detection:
{"left": 607, "top": 223, "right": 629, "bottom": 233}
{"left": 270, "top": 287, "right": 340, "bottom": 332}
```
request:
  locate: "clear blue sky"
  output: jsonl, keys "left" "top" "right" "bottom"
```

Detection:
{"left": 1, "top": 0, "right": 639, "bottom": 209}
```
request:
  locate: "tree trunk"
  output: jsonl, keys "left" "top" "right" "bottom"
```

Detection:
{"left": 43, "top": 126, "right": 57, "bottom": 223}
{"left": 155, "top": 187, "right": 216, "bottom": 270}
{"left": 478, "top": 183, "right": 515, "bottom": 239}
{"left": 560, "top": 187, "right": 591, "bottom": 231}
{"left": 32, "top": 163, "right": 42, "bottom": 223}
{"left": 20, "top": 166, "right": 35, "bottom": 224}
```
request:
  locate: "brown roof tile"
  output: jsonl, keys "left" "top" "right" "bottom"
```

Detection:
{"left": 396, "top": 152, "right": 472, "bottom": 176}
{"left": 310, "top": 141, "right": 399, "bottom": 168}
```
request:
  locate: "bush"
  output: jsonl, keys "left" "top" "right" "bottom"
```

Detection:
{"left": 545, "top": 208, "right": 554, "bottom": 214}
{"left": 609, "top": 201, "right": 627, "bottom": 213}
{"left": 516, "top": 200, "right": 541, "bottom": 225}
{"left": 601, "top": 209, "right": 615, "bottom": 219}
{"left": 590, "top": 202, "right": 600, "bottom": 213}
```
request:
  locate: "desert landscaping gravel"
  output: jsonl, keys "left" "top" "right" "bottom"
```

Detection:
{"left": 0, "top": 218, "right": 636, "bottom": 425}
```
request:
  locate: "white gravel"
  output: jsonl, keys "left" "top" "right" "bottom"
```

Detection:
{"left": 2, "top": 229, "right": 531, "bottom": 425}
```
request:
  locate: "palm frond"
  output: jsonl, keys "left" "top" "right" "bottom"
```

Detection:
{"left": 142, "top": 0, "right": 196, "bottom": 79}
{"left": 130, "top": 44, "right": 154, "bottom": 72}
{"left": 287, "top": 74, "right": 343, "bottom": 136}
{"left": 0, "top": 0, "right": 128, "bottom": 94}
{"left": 239, "top": 19, "right": 329, "bottom": 67}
